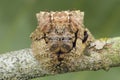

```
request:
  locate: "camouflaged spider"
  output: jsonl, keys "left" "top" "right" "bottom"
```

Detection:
{"left": 30, "top": 10, "right": 94, "bottom": 73}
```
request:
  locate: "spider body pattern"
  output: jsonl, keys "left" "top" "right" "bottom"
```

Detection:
{"left": 30, "top": 10, "right": 94, "bottom": 73}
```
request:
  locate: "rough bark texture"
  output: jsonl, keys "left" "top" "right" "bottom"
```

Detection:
{"left": 0, "top": 37, "right": 120, "bottom": 80}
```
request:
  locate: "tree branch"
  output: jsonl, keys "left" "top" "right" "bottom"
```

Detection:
{"left": 0, "top": 37, "right": 120, "bottom": 80}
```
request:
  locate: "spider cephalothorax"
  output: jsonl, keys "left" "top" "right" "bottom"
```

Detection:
{"left": 30, "top": 10, "right": 94, "bottom": 73}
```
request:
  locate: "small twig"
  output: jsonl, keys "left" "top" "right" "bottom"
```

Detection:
{"left": 0, "top": 37, "right": 120, "bottom": 80}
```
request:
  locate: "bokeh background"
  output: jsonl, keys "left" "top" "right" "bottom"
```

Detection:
{"left": 0, "top": 0, "right": 120, "bottom": 80}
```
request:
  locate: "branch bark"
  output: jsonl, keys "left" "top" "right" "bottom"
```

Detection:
{"left": 0, "top": 37, "right": 120, "bottom": 80}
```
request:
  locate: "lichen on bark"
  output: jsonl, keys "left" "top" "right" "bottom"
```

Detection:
{"left": 0, "top": 37, "right": 120, "bottom": 80}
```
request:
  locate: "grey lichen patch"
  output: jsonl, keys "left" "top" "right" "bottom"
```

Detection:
{"left": 81, "top": 53, "right": 111, "bottom": 71}
{"left": 109, "top": 37, "right": 120, "bottom": 51}
{"left": 104, "top": 38, "right": 120, "bottom": 67}
{"left": 87, "top": 54, "right": 104, "bottom": 70}
{"left": 88, "top": 38, "right": 113, "bottom": 55}
{"left": 0, "top": 49, "right": 48, "bottom": 80}
{"left": 89, "top": 38, "right": 110, "bottom": 50}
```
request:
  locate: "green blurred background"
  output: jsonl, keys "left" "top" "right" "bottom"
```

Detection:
{"left": 0, "top": 0, "right": 120, "bottom": 80}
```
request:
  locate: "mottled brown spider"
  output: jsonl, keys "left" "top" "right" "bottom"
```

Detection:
{"left": 30, "top": 10, "right": 94, "bottom": 73}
